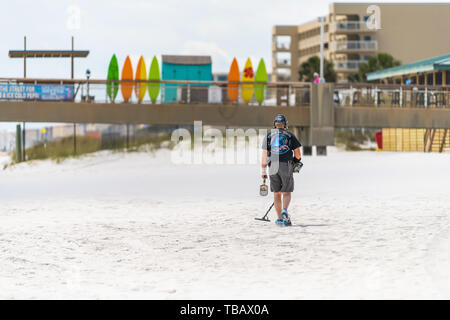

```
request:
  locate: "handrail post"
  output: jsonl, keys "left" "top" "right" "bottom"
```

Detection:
{"left": 187, "top": 83, "right": 191, "bottom": 104}
{"left": 425, "top": 87, "right": 428, "bottom": 107}
{"left": 16, "top": 124, "right": 22, "bottom": 162}
{"left": 400, "top": 86, "right": 403, "bottom": 107}
{"left": 375, "top": 86, "right": 378, "bottom": 107}
{"left": 350, "top": 85, "right": 353, "bottom": 106}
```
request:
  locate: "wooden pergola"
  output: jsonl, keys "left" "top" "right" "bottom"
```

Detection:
{"left": 7, "top": 36, "right": 90, "bottom": 159}
{"left": 8, "top": 37, "right": 89, "bottom": 78}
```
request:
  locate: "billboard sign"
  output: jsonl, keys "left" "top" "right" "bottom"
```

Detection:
{"left": 0, "top": 84, "right": 74, "bottom": 101}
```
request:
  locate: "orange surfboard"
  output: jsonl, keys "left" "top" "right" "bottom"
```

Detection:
{"left": 121, "top": 56, "right": 133, "bottom": 102}
{"left": 134, "top": 56, "right": 147, "bottom": 102}
{"left": 227, "top": 58, "right": 240, "bottom": 103}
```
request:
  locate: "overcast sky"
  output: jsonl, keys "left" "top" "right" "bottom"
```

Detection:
{"left": 0, "top": 0, "right": 447, "bottom": 131}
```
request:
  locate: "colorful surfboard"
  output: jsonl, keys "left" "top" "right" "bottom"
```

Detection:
{"left": 134, "top": 56, "right": 147, "bottom": 102}
{"left": 241, "top": 58, "right": 254, "bottom": 103}
{"left": 148, "top": 56, "right": 160, "bottom": 103}
{"left": 121, "top": 56, "right": 133, "bottom": 103}
{"left": 227, "top": 58, "right": 240, "bottom": 103}
{"left": 254, "top": 58, "right": 268, "bottom": 105}
{"left": 107, "top": 54, "right": 119, "bottom": 102}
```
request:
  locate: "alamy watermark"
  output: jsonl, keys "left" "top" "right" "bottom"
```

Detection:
{"left": 366, "top": 5, "right": 381, "bottom": 30}
{"left": 66, "top": 5, "right": 81, "bottom": 31}
{"left": 170, "top": 121, "right": 275, "bottom": 166}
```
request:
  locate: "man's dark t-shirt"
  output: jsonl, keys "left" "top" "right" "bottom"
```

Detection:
{"left": 262, "top": 128, "right": 302, "bottom": 162}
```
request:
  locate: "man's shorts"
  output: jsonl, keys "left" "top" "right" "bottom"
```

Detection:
{"left": 269, "top": 161, "right": 294, "bottom": 192}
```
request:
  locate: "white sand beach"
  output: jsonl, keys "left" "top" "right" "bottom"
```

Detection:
{"left": 0, "top": 148, "right": 449, "bottom": 299}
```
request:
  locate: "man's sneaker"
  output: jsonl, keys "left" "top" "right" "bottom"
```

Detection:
{"left": 275, "top": 219, "right": 284, "bottom": 226}
{"left": 281, "top": 210, "right": 292, "bottom": 226}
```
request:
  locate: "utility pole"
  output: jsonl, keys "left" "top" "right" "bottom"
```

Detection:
{"left": 71, "top": 36, "right": 74, "bottom": 79}
{"left": 318, "top": 16, "right": 326, "bottom": 80}
{"left": 23, "top": 36, "right": 26, "bottom": 161}
{"left": 72, "top": 36, "right": 77, "bottom": 155}
{"left": 23, "top": 36, "right": 26, "bottom": 78}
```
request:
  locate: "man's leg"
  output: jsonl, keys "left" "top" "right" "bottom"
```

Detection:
{"left": 282, "top": 192, "right": 291, "bottom": 211}
{"left": 273, "top": 192, "right": 282, "bottom": 219}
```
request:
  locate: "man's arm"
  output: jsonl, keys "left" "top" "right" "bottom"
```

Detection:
{"left": 294, "top": 147, "right": 301, "bottom": 161}
{"left": 261, "top": 149, "right": 268, "bottom": 179}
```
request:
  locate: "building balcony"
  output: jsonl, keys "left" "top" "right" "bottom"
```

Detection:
{"left": 331, "top": 40, "right": 378, "bottom": 52}
{"left": 334, "top": 60, "right": 366, "bottom": 72}
{"left": 330, "top": 21, "right": 377, "bottom": 33}
{"left": 275, "top": 59, "right": 291, "bottom": 67}
{"left": 272, "top": 42, "right": 291, "bottom": 51}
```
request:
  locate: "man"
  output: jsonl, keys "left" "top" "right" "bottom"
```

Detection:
{"left": 261, "top": 115, "right": 302, "bottom": 226}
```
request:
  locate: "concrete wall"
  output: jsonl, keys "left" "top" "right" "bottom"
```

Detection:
{"left": 335, "top": 106, "right": 450, "bottom": 129}
{"left": 303, "top": 83, "right": 335, "bottom": 146}
{"left": 0, "top": 101, "right": 311, "bottom": 127}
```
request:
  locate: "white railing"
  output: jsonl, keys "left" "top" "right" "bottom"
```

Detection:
{"left": 330, "top": 21, "right": 374, "bottom": 33}
{"left": 334, "top": 60, "right": 366, "bottom": 71}
{"left": 277, "top": 59, "right": 291, "bottom": 66}
{"left": 334, "top": 84, "right": 450, "bottom": 108}
{"left": 332, "top": 40, "right": 378, "bottom": 51}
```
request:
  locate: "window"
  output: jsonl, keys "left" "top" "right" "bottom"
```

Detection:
{"left": 364, "top": 36, "right": 371, "bottom": 41}
{"left": 276, "top": 52, "right": 291, "bottom": 66}
{"left": 435, "top": 72, "right": 442, "bottom": 85}
{"left": 275, "top": 35, "right": 291, "bottom": 50}
{"left": 447, "top": 71, "right": 450, "bottom": 85}
{"left": 419, "top": 75, "right": 425, "bottom": 85}
{"left": 427, "top": 73, "right": 433, "bottom": 85}
{"left": 363, "top": 16, "right": 369, "bottom": 22}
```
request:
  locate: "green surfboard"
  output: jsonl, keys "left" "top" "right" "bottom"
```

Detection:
{"left": 106, "top": 54, "right": 119, "bottom": 102}
{"left": 255, "top": 59, "right": 268, "bottom": 106}
{"left": 148, "top": 56, "right": 160, "bottom": 103}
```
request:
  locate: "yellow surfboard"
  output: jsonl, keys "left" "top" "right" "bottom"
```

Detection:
{"left": 241, "top": 58, "right": 254, "bottom": 103}
{"left": 134, "top": 56, "right": 147, "bottom": 102}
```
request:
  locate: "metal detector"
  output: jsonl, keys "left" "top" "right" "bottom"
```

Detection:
{"left": 255, "top": 202, "right": 274, "bottom": 222}
{"left": 256, "top": 178, "right": 272, "bottom": 222}
{"left": 255, "top": 160, "right": 304, "bottom": 223}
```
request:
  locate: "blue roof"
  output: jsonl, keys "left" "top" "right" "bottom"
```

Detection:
{"left": 367, "top": 54, "right": 450, "bottom": 81}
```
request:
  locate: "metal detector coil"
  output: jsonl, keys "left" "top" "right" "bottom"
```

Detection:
{"left": 255, "top": 202, "right": 273, "bottom": 222}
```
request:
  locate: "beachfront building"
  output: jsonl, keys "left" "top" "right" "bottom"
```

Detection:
{"left": 161, "top": 55, "right": 213, "bottom": 103}
{"left": 366, "top": 54, "right": 450, "bottom": 153}
{"left": 367, "top": 54, "right": 450, "bottom": 86}
{"left": 272, "top": 2, "right": 450, "bottom": 82}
